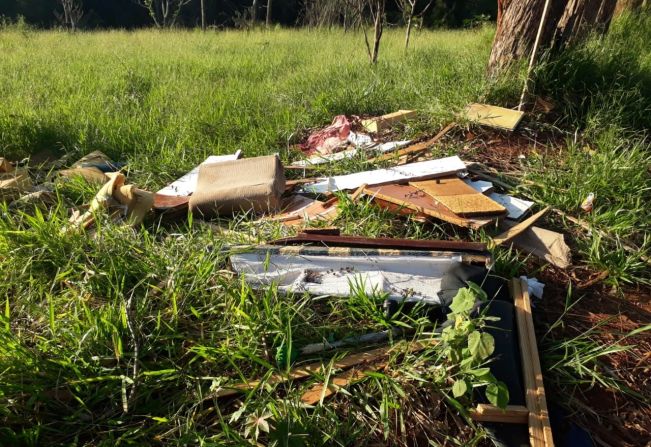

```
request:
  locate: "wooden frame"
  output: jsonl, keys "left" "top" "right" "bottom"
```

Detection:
{"left": 472, "top": 279, "right": 554, "bottom": 446}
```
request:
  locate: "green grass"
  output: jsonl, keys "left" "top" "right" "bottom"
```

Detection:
{"left": 1, "top": 14, "right": 650, "bottom": 446}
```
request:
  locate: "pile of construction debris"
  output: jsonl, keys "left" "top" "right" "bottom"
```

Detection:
{"left": 2, "top": 103, "right": 568, "bottom": 447}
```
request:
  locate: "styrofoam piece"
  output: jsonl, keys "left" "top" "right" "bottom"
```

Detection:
{"left": 156, "top": 150, "right": 242, "bottom": 197}
{"left": 301, "top": 156, "right": 466, "bottom": 194}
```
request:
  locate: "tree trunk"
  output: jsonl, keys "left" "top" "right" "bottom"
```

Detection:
{"left": 200, "top": 0, "right": 205, "bottom": 29}
{"left": 556, "top": 0, "right": 617, "bottom": 45}
{"left": 488, "top": 0, "right": 618, "bottom": 77}
{"left": 404, "top": 3, "right": 415, "bottom": 50}
{"left": 251, "top": 0, "right": 258, "bottom": 23}
{"left": 266, "top": 0, "right": 273, "bottom": 26}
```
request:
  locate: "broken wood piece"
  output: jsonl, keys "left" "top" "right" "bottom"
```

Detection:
{"left": 367, "top": 122, "right": 456, "bottom": 164}
{"left": 302, "top": 156, "right": 466, "bottom": 194}
{"left": 270, "top": 233, "right": 487, "bottom": 253}
{"left": 492, "top": 207, "right": 549, "bottom": 247}
{"left": 464, "top": 103, "right": 525, "bottom": 131}
{"left": 410, "top": 176, "right": 507, "bottom": 217}
{"left": 265, "top": 196, "right": 339, "bottom": 226}
{"left": 300, "top": 340, "right": 432, "bottom": 405}
{"left": 362, "top": 110, "right": 417, "bottom": 133}
{"left": 364, "top": 184, "right": 496, "bottom": 230}
{"left": 512, "top": 278, "right": 554, "bottom": 447}
{"left": 216, "top": 344, "right": 393, "bottom": 398}
{"left": 301, "top": 365, "right": 383, "bottom": 405}
{"left": 350, "top": 184, "right": 367, "bottom": 202}
{"left": 470, "top": 404, "right": 529, "bottom": 424}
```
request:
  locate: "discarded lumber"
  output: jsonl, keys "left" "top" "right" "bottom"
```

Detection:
{"left": 410, "top": 176, "right": 507, "bottom": 216}
{"left": 362, "top": 110, "right": 417, "bottom": 133}
{"left": 512, "top": 278, "right": 554, "bottom": 447}
{"left": 492, "top": 207, "right": 550, "bottom": 247}
{"left": 470, "top": 404, "right": 529, "bottom": 424}
{"left": 367, "top": 122, "right": 456, "bottom": 164}
{"left": 300, "top": 340, "right": 432, "bottom": 405}
{"left": 364, "top": 184, "right": 497, "bottom": 230}
{"left": 269, "top": 233, "right": 488, "bottom": 253}
{"left": 215, "top": 344, "right": 394, "bottom": 398}
{"left": 464, "top": 103, "right": 525, "bottom": 131}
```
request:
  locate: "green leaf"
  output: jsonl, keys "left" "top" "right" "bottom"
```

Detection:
{"left": 466, "top": 281, "right": 488, "bottom": 302}
{"left": 486, "top": 381, "right": 510, "bottom": 408}
{"left": 467, "top": 367, "right": 491, "bottom": 379}
{"left": 468, "top": 331, "right": 495, "bottom": 360}
{"left": 449, "top": 288, "right": 476, "bottom": 315}
{"left": 452, "top": 379, "right": 468, "bottom": 398}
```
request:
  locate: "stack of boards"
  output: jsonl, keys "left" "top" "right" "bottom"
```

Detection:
{"left": 365, "top": 175, "right": 508, "bottom": 230}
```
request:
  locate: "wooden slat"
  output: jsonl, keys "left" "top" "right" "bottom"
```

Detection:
{"left": 367, "top": 122, "right": 455, "bottom": 164}
{"left": 301, "top": 365, "right": 383, "bottom": 405}
{"left": 465, "top": 103, "right": 524, "bottom": 131}
{"left": 364, "top": 184, "right": 496, "bottom": 230}
{"left": 512, "top": 278, "right": 554, "bottom": 447}
{"left": 214, "top": 344, "right": 394, "bottom": 398}
{"left": 470, "top": 404, "right": 529, "bottom": 424}
{"left": 362, "top": 110, "right": 417, "bottom": 133}
{"left": 492, "top": 206, "right": 550, "bottom": 247}
{"left": 300, "top": 340, "right": 432, "bottom": 405}
{"left": 410, "top": 176, "right": 507, "bottom": 216}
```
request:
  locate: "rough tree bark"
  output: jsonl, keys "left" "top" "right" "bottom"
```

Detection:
{"left": 488, "top": 0, "right": 618, "bottom": 77}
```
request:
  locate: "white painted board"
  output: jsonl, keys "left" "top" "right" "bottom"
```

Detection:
{"left": 156, "top": 150, "right": 242, "bottom": 197}
{"left": 301, "top": 156, "right": 466, "bottom": 194}
{"left": 488, "top": 193, "right": 534, "bottom": 219}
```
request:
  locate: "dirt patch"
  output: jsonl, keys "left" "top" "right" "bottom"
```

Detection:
{"left": 535, "top": 266, "right": 651, "bottom": 446}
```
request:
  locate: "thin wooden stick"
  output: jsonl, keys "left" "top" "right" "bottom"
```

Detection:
{"left": 518, "top": 0, "right": 553, "bottom": 111}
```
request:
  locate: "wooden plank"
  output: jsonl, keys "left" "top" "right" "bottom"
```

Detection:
{"left": 364, "top": 184, "right": 496, "bottom": 230}
{"left": 300, "top": 340, "right": 432, "bottom": 405}
{"left": 215, "top": 344, "right": 394, "bottom": 398}
{"left": 362, "top": 110, "right": 417, "bottom": 133}
{"left": 470, "top": 404, "right": 529, "bottom": 424}
{"left": 512, "top": 278, "right": 554, "bottom": 447}
{"left": 410, "top": 176, "right": 507, "bottom": 216}
{"left": 270, "top": 233, "right": 488, "bottom": 253}
{"left": 350, "top": 183, "right": 367, "bottom": 202}
{"left": 492, "top": 207, "right": 550, "bottom": 247}
{"left": 367, "top": 122, "right": 456, "bottom": 164}
{"left": 465, "top": 103, "right": 524, "bottom": 131}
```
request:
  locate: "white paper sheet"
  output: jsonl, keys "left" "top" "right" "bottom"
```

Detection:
{"left": 156, "top": 150, "right": 242, "bottom": 197}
